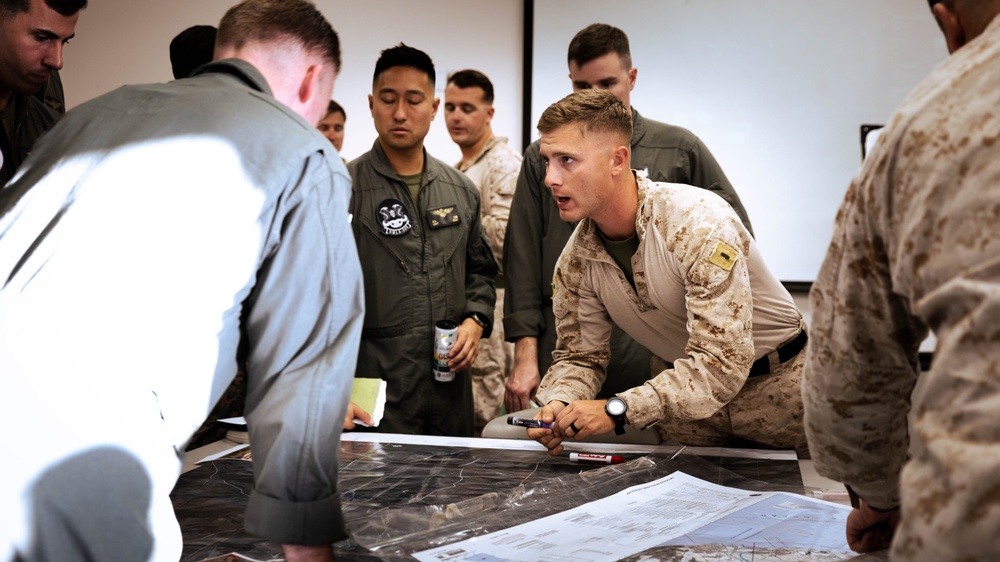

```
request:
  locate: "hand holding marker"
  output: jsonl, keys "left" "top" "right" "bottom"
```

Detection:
{"left": 507, "top": 418, "right": 625, "bottom": 465}
{"left": 507, "top": 416, "right": 552, "bottom": 429}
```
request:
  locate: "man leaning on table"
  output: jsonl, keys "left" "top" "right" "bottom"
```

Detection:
{"left": 525, "top": 90, "right": 807, "bottom": 455}
{"left": 803, "top": 0, "right": 1000, "bottom": 559}
{"left": 502, "top": 23, "right": 754, "bottom": 416}
{"left": 0, "top": 1, "right": 362, "bottom": 561}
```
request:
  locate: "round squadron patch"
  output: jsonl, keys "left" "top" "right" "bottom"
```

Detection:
{"left": 377, "top": 198, "right": 413, "bottom": 236}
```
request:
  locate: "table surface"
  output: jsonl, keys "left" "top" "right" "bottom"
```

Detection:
{"left": 176, "top": 433, "right": 865, "bottom": 562}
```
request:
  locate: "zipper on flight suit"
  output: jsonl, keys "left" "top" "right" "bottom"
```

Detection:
{"left": 361, "top": 222, "right": 411, "bottom": 273}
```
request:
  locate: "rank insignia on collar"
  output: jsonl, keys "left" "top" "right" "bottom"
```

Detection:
{"left": 709, "top": 241, "right": 737, "bottom": 271}
{"left": 426, "top": 205, "right": 460, "bottom": 229}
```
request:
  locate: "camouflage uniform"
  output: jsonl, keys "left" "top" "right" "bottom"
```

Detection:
{"left": 803, "top": 15, "right": 1000, "bottom": 561}
{"left": 537, "top": 176, "right": 806, "bottom": 450}
{"left": 504, "top": 110, "right": 753, "bottom": 398}
{"left": 457, "top": 137, "right": 519, "bottom": 432}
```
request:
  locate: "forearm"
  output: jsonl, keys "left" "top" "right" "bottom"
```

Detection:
{"left": 513, "top": 335, "right": 537, "bottom": 360}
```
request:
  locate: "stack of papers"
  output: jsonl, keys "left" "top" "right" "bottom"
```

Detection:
{"left": 413, "top": 471, "right": 852, "bottom": 562}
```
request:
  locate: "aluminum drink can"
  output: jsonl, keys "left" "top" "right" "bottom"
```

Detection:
{"left": 433, "top": 320, "right": 458, "bottom": 382}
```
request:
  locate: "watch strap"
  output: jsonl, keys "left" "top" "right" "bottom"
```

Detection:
{"left": 606, "top": 397, "right": 627, "bottom": 436}
{"left": 462, "top": 312, "right": 490, "bottom": 332}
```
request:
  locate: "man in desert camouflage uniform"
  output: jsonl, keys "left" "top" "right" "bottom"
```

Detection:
{"left": 445, "top": 69, "right": 519, "bottom": 432}
{"left": 525, "top": 90, "right": 806, "bottom": 454}
{"left": 502, "top": 23, "right": 754, "bottom": 417}
{"left": 803, "top": 1, "right": 1000, "bottom": 558}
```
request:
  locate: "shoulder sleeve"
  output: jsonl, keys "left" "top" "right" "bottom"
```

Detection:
{"left": 480, "top": 144, "right": 521, "bottom": 267}
{"left": 502, "top": 142, "right": 548, "bottom": 341}
{"left": 460, "top": 170, "right": 499, "bottom": 336}
{"left": 621, "top": 192, "right": 756, "bottom": 429}
{"left": 536, "top": 230, "right": 611, "bottom": 404}
{"left": 242, "top": 154, "right": 365, "bottom": 545}
{"left": 803, "top": 162, "right": 922, "bottom": 509}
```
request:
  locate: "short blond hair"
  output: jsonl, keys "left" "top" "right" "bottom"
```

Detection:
{"left": 537, "top": 89, "right": 631, "bottom": 144}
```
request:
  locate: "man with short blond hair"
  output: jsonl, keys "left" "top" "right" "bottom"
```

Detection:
{"left": 527, "top": 89, "right": 805, "bottom": 456}
{"left": 503, "top": 23, "right": 754, "bottom": 416}
{"left": 445, "top": 68, "right": 518, "bottom": 432}
{"left": 0, "top": 0, "right": 86, "bottom": 186}
{"left": 0, "top": 1, "right": 361, "bottom": 560}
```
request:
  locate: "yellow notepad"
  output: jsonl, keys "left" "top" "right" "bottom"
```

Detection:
{"left": 351, "top": 378, "right": 387, "bottom": 427}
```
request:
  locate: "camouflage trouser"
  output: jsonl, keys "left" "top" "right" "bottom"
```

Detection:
{"left": 471, "top": 287, "right": 514, "bottom": 434}
{"left": 653, "top": 339, "right": 808, "bottom": 455}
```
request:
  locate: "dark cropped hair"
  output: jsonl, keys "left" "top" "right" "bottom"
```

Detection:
{"left": 217, "top": 0, "right": 340, "bottom": 73}
{"left": 373, "top": 43, "right": 435, "bottom": 87}
{"left": 170, "top": 25, "right": 217, "bottom": 80}
{"left": 446, "top": 69, "right": 494, "bottom": 104}
{"left": 325, "top": 99, "right": 346, "bottom": 120}
{"left": 567, "top": 23, "right": 632, "bottom": 69}
{"left": 538, "top": 89, "right": 632, "bottom": 145}
{"left": 0, "top": 0, "right": 87, "bottom": 19}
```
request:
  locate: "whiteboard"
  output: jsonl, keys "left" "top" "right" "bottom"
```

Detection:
{"left": 531, "top": 0, "right": 946, "bottom": 282}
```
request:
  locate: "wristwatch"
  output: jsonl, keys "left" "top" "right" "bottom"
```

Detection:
{"left": 463, "top": 312, "right": 489, "bottom": 331}
{"left": 605, "top": 396, "right": 628, "bottom": 436}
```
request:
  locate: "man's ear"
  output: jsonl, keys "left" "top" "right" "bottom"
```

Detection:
{"left": 298, "top": 64, "right": 321, "bottom": 104}
{"left": 932, "top": 2, "right": 967, "bottom": 53}
{"left": 611, "top": 145, "right": 630, "bottom": 175}
{"left": 430, "top": 97, "right": 440, "bottom": 120}
{"left": 627, "top": 67, "right": 637, "bottom": 91}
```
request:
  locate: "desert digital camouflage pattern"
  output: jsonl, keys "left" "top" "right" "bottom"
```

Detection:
{"left": 803, "top": 15, "right": 1000, "bottom": 562}
{"left": 537, "top": 176, "right": 805, "bottom": 451}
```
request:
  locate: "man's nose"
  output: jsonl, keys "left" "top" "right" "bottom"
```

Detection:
{"left": 392, "top": 100, "right": 407, "bottom": 121}
{"left": 42, "top": 42, "right": 65, "bottom": 71}
{"left": 544, "top": 164, "right": 561, "bottom": 191}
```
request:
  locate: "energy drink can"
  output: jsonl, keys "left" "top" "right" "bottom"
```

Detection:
{"left": 433, "top": 320, "right": 458, "bottom": 382}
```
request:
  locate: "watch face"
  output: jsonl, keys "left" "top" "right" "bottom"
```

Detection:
{"left": 606, "top": 397, "right": 627, "bottom": 416}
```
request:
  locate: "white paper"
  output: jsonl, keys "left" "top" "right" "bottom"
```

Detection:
{"left": 196, "top": 443, "right": 249, "bottom": 464}
{"left": 339, "top": 432, "right": 798, "bottom": 460}
{"left": 413, "top": 471, "right": 851, "bottom": 562}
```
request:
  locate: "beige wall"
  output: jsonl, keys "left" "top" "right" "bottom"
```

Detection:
{"left": 60, "top": 0, "right": 525, "bottom": 165}
{"left": 59, "top": 1, "right": 947, "bottom": 282}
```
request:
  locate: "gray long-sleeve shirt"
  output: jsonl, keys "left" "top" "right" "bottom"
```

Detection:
{"left": 0, "top": 59, "right": 363, "bottom": 556}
